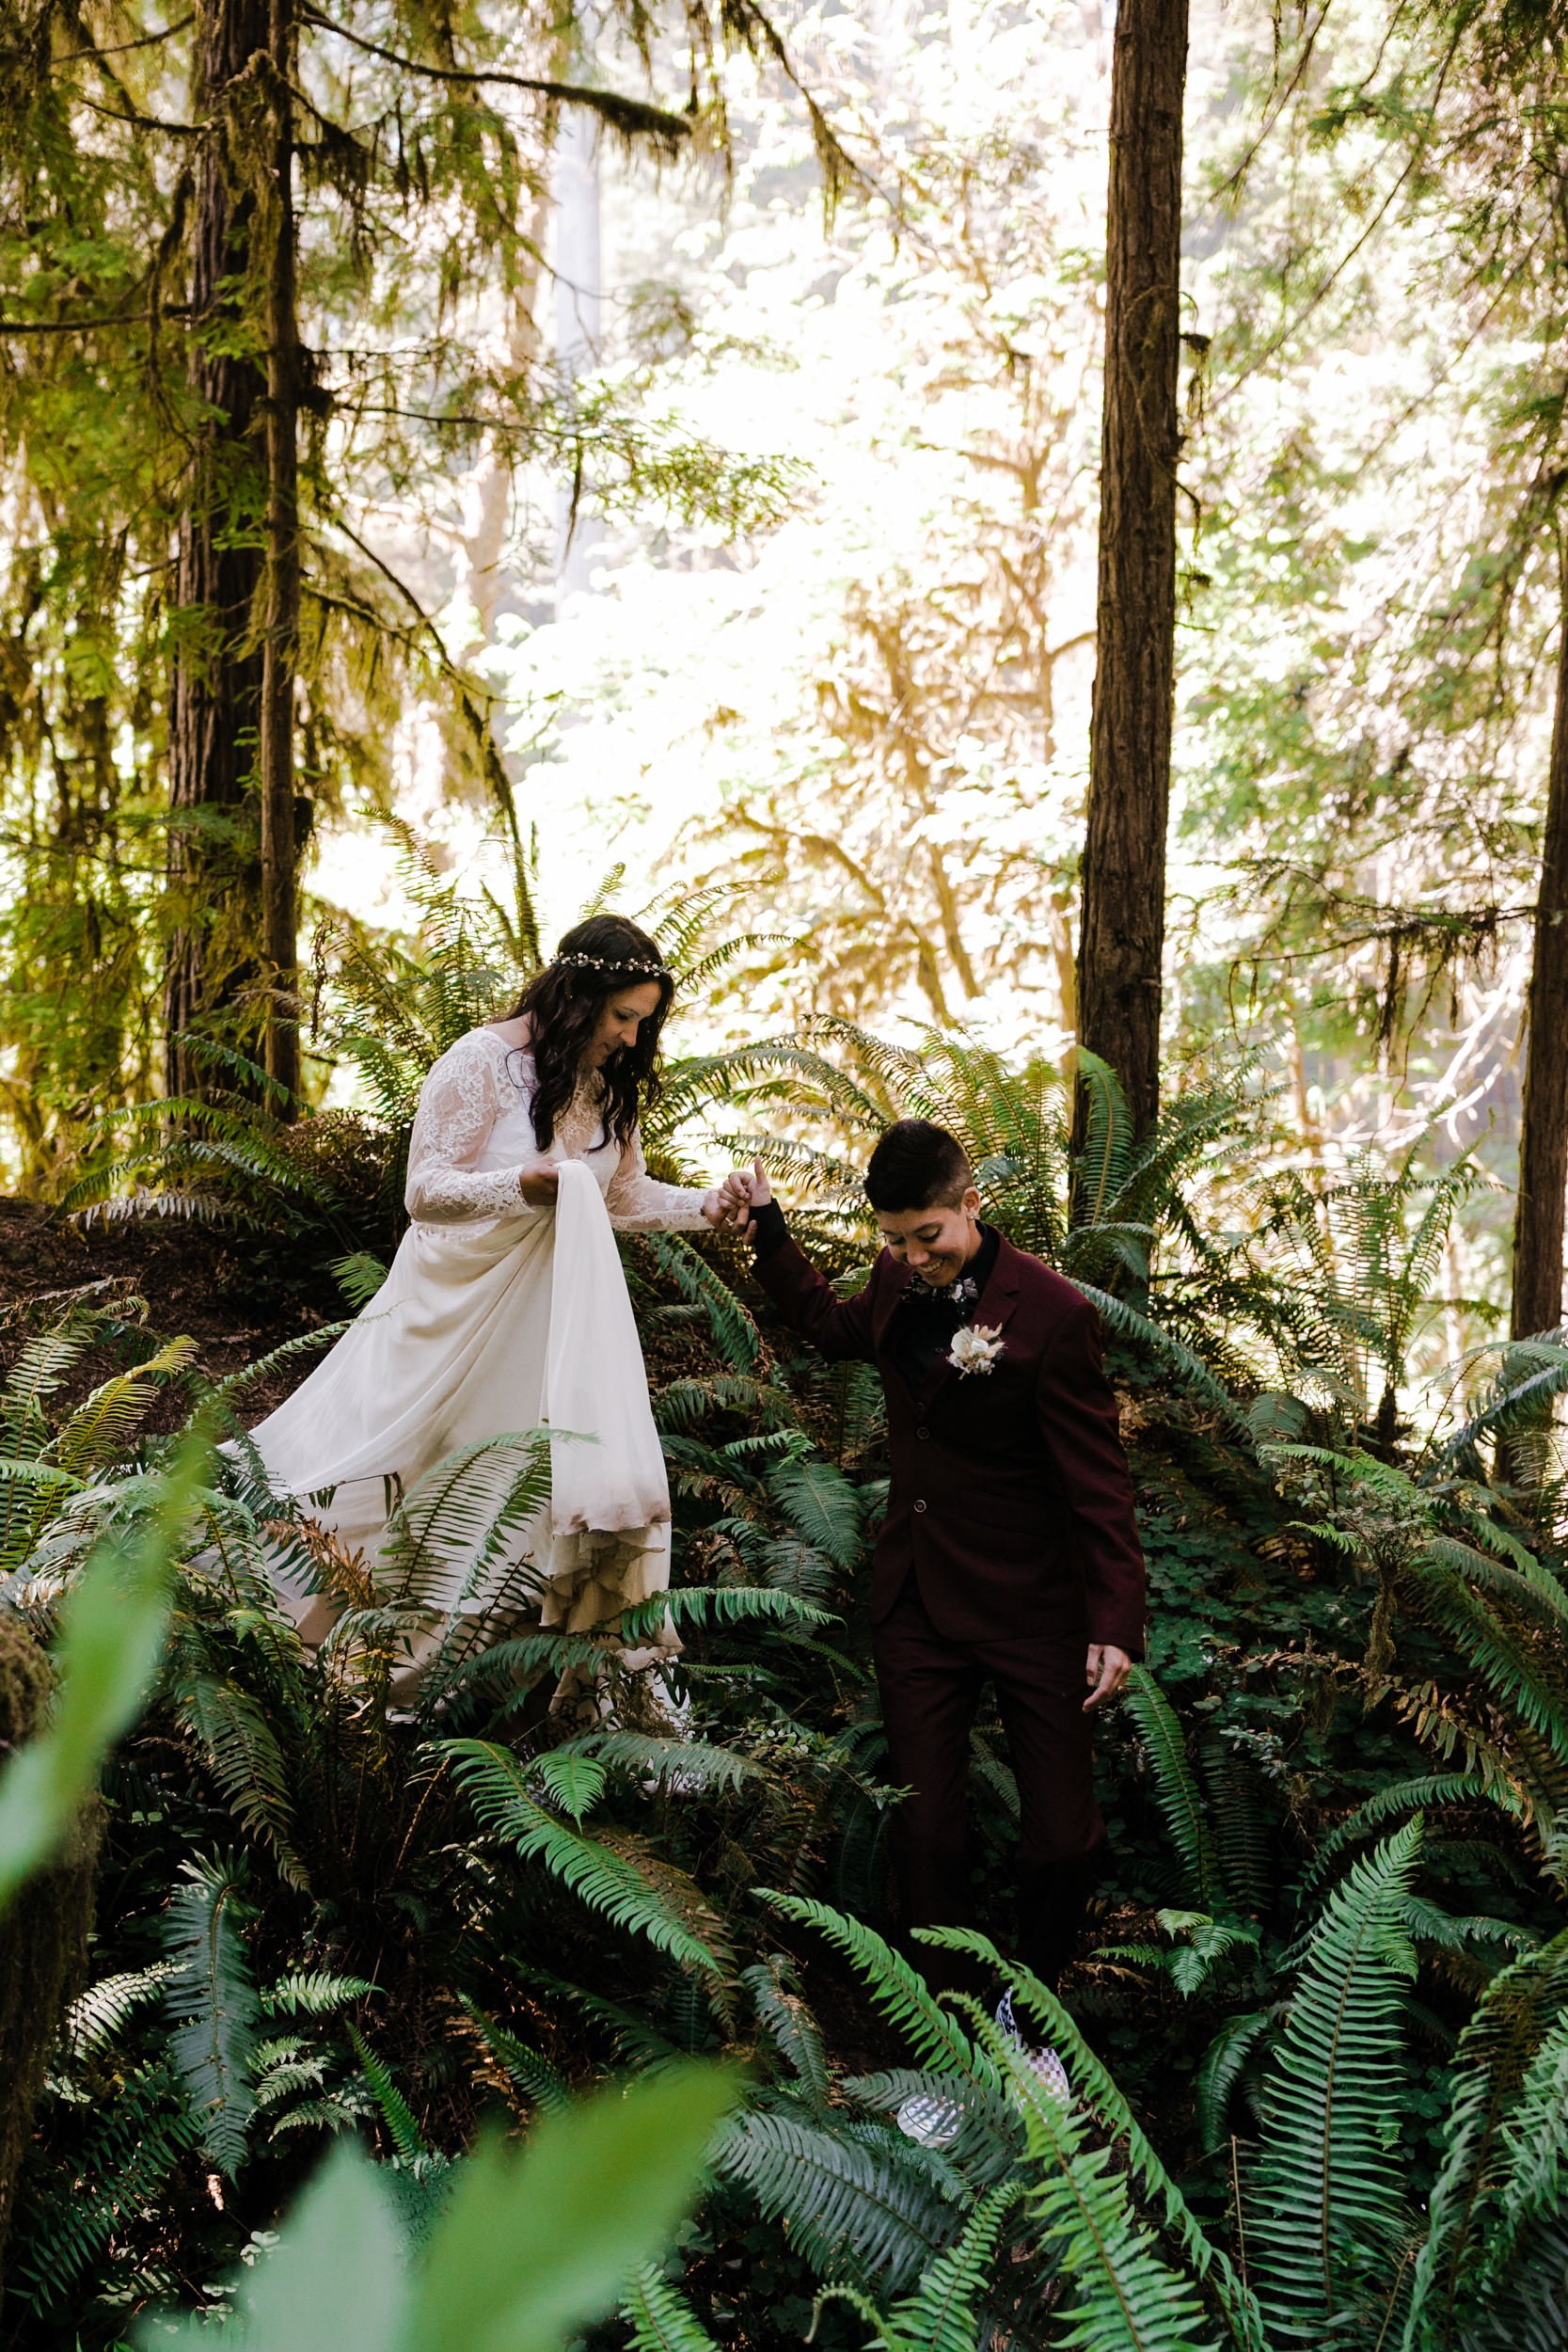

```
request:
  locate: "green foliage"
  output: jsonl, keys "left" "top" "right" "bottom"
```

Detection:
{"left": 441, "top": 1738, "right": 729, "bottom": 1978}
{"left": 141, "top": 2067, "right": 739, "bottom": 2352}
{"left": 1248, "top": 1822, "right": 1425, "bottom": 2344}
{"left": 163, "top": 1853, "right": 262, "bottom": 2179}
{"left": 1123, "top": 1667, "right": 1226, "bottom": 1915}
{"left": 0, "top": 1432, "right": 203, "bottom": 1911}
{"left": 6, "top": 1003, "right": 1568, "bottom": 2346}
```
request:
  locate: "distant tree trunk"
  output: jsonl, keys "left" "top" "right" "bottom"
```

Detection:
{"left": 554, "top": 13, "right": 604, "bottom": 605}
{"left": 1074, "top": 0, "right": 1189, "bottom": 1142}
{"left": 1510, "top": 579, "right": 1568, "bottom": 1338}
{"left": 164, "top": 0, "right": 270, "bottom": 1101}
{"left": 258, "top": 0, "right": 301, "bottom": 1102}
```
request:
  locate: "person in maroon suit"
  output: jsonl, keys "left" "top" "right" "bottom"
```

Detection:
{"left": 724, "top": 1119, "right": 1146, "bottom": 2002}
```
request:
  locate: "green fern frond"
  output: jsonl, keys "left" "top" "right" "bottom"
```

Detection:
{"left": 559, "top": 1726, "right": 764, "bottom": 1796}
{"left": 347, "top": 2022, "right": 428, "bottom": 2161}
{"left": 1303, "top": 1776, "right": 1502, "bottom": 1898}
{"left": 1073, "top": 1282, "right": 1247, "bottom": 1432}
{"left": 766, "top": 1453, "right": 863, "bottom": 1568}
{"left": 1123, "top": 1668, "right": 1224, "bottom": 1914}
{"left": 639, "top": 1232, "right": 762, "bottom": 1371}
{"left": 717, "top": 2107, "right": 961, "bottom": 2291}
{"left": 378, "top": 1432, "right": 553, "bottom": 1614}
{"left": 1248, "top": 1820, "right": 1424, "bottom": 2344}
{"left": 617, "top": 1584, "right": 837, "bottom": 1641}
{"left": 1198, "top": 1734, "right": 1273, "bottom": 1918}
{"left": 173, "top": 1673, "right": 310, "bottom": 1892}
{"left": 762, "top": 1894, "right": 975, "bottom": 2074}
{"left": 929, "top": 1929, "right": 1268, "bottom": 2350}
{"left": 1195, "top": 2007, "right": 1280, "bottom": 2155}
{"left": 458, "top": 1997, "right": 572, "bottom": 2115}
{"left": 996, "top": 2032, "right": 1218, "bottom": 2352}
{"left": 1, "top": 1304, "right": 106, "bottom": 1451}
{"left": 331, "top": 1251, "right": 388, "bottom": 1308}
{"left": 840, "top": 2184, "right": 1022, "bottom": 2352}
{"left": 440, "top": 1739, "right": 726, "bottom": 1976}
{"left": 50, "top": 1335, "right": 198, "bottom": 1477}
{"left": 652, "top": 1375, "right": 793, "bottom": 1435}
{"left": 1404, "top": 1929, "right": 1568, "bottom": 2352}
{"left": 531, "top": 1749, "right": 609, "bottom": 1821}
{"left": 623, "top": 2265, "right": 724, "bottom": 2351}
{"left": 743, "top": 1954, "right": 832, "bottom": 2111}
{"left": 261, "top": 1971, "right": 377, "bottom": 2016}
{"left": 162, "top": 1853, "right": 261, "bottom": 2178}
{"left": 64, "top": 1961, "right": 182, "bottom": 2062}
{"left": 8, "top": 2061, "right": 200, "bottom": 2316}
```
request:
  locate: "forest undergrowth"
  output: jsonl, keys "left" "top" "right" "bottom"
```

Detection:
{"left": 2, "top": 888, "right": 1567, "bottom": 2351}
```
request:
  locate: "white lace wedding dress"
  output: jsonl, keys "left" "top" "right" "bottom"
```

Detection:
{"left": 244, "top": 1025, "right": 708, "bottom": 1654}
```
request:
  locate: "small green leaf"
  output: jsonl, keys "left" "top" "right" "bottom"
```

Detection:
{"left": 409, "top": 2064, "right": 740, "bottom": 2352}
{"left": 140, "top": 2139, "right": 406, "bottom": 2352}
{"left": 0, "top": 1434, "right": 206, "bottom": 1915}
{"left": 531, "top": 1750, "right": 608, "bottom": 1822}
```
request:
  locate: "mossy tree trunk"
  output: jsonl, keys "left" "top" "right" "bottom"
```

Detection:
{"left": 1074, "top": 0, "right": 1189, "bottom": 1142}
{"left": 163, "top": 0, "right": 272, "bottom": 1102}
{"left": 1511, "top": 569, "right": 1568, "bottom": 1339}
{"left": 258, "top": 0, "right": 302, "bottom": 1102}
{"left": 0, "top": 1613, "right": 101, "bottom": 2292}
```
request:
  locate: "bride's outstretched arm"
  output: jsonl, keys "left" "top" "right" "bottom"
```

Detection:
{"left": 404, "top": 1041, "right": 542, "bottom": 1222}
{"left": 605, "top": 1128, "right": 716, "bottom": 1232}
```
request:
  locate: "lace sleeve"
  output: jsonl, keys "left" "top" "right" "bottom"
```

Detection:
{"left": 404, "top": 1037, "right": 535, "bottom": 1224}
{"left": 604, "top": 1127, "right": 712, "bottom": 1232}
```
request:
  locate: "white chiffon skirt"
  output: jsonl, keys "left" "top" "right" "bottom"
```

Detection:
{"left": 245, "top": 1161, "right": 674, "bottom": 1654}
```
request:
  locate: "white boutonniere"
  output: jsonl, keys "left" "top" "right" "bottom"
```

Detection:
{"left": 947, "top": 1322, "right": 1005, "bottom": 1376}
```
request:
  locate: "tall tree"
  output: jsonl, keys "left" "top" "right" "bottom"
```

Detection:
{"left": 164, "top": 0, "right": 271, "bottom": 1100}
{"left": 0, "top": 0, "right": 848, "bottom": 1174}
{"left": 1512, "top": 563, "right": 1568, "bottom": 1337}
{"left": 1075, "top": 0, "right": 1189, "bottom": 1137}
{"left": 258, "top": 0, "right": 301, "bottom": 1099}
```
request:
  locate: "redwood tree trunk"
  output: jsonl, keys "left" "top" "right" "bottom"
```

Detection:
{"left": 164, "top": 0, "right": 270, "bottom": 1101}
{"left": 1074, "top": 0, "right": 1189, "bottom": 1140}
{"left": 1510, "top": 579, "right": 1568, "bottom": 1338}
{"left": 259, "top": 0, "right": 301, "bottom": 1101}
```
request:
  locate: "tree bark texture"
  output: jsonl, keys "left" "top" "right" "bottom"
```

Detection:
{"left": 258, "top": 0, "right": 301, "bottom": 1100}
{"left": 164, "top": 0, "right": 271, "bottom": 1101}
{"left": 1511, "top": 579, "right": 1568, "bottom": 1339}
{"left": 1074, "top": 0, "right": 1189, "bottom": 1140}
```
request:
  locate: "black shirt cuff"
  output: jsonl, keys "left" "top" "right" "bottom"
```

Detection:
{"left": 749, "top": 1198, "right": 791, "bottom": 1262}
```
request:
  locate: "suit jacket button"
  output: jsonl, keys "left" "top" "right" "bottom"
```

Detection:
{"left": 916, "top": 1426, "right": 930, "bottom": 1440}
{"left": 913, "top": 1498, "right": 927, "bottom": 1513}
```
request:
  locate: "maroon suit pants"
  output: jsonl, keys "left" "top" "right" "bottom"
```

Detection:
{"left": 872, "top": 1571, "right": 1105, "bottom": 1993}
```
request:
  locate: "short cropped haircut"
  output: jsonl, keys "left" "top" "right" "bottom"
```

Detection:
{"left": 863, "top": 1119, "right": 974, "bottom": 1214}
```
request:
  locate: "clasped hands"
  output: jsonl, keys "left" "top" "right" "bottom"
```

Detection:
{"left": 515, "top": 1155, "right": 768, "bottom": 1221}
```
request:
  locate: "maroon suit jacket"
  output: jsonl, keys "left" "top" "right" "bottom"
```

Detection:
{"left": 756, "top": 1232, "right": 1146, "bottom": 1656}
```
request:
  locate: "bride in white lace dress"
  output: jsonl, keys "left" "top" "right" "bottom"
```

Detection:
{"left": 245, "top": 915, "right": 741, "bottom": 1661}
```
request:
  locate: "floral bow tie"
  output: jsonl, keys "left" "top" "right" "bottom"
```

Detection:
{"left": 901, "top": 1272, "right": 980, "bottom": 1311}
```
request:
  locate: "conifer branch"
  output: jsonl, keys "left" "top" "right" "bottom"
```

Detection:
{"left": 59, "top": 14, "right": 194, "bottom": 58}
{"left": 298, "top": 8, "right": 692, "bottom": 151}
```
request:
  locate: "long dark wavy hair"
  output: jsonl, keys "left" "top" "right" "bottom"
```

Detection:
{"left": 501, "top": 914, "right": 674, "bottom": 1151}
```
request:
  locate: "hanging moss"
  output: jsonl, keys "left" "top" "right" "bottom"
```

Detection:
{"left": 0, "top": 1611, "right": 103, "bottom": 2295}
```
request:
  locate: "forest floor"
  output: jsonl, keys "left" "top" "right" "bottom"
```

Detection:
{"left": 0, "top": 1199, "right": 342, "bottom": 1422}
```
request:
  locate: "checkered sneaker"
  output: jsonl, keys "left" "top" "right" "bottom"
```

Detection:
{"left": 995, "top": 1988, "right": 1071, "bottom": 2106}
{"left": 895, "top": 2089, "right": 964, "bottom": 2149}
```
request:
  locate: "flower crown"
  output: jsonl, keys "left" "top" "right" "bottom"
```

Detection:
{"left": 553, "top": 951, "right": 673, "bottom": 982}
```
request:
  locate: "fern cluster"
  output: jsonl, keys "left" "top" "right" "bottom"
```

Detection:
{"left": 6, "top": 935, "right": 1568, "bottom": 2346}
